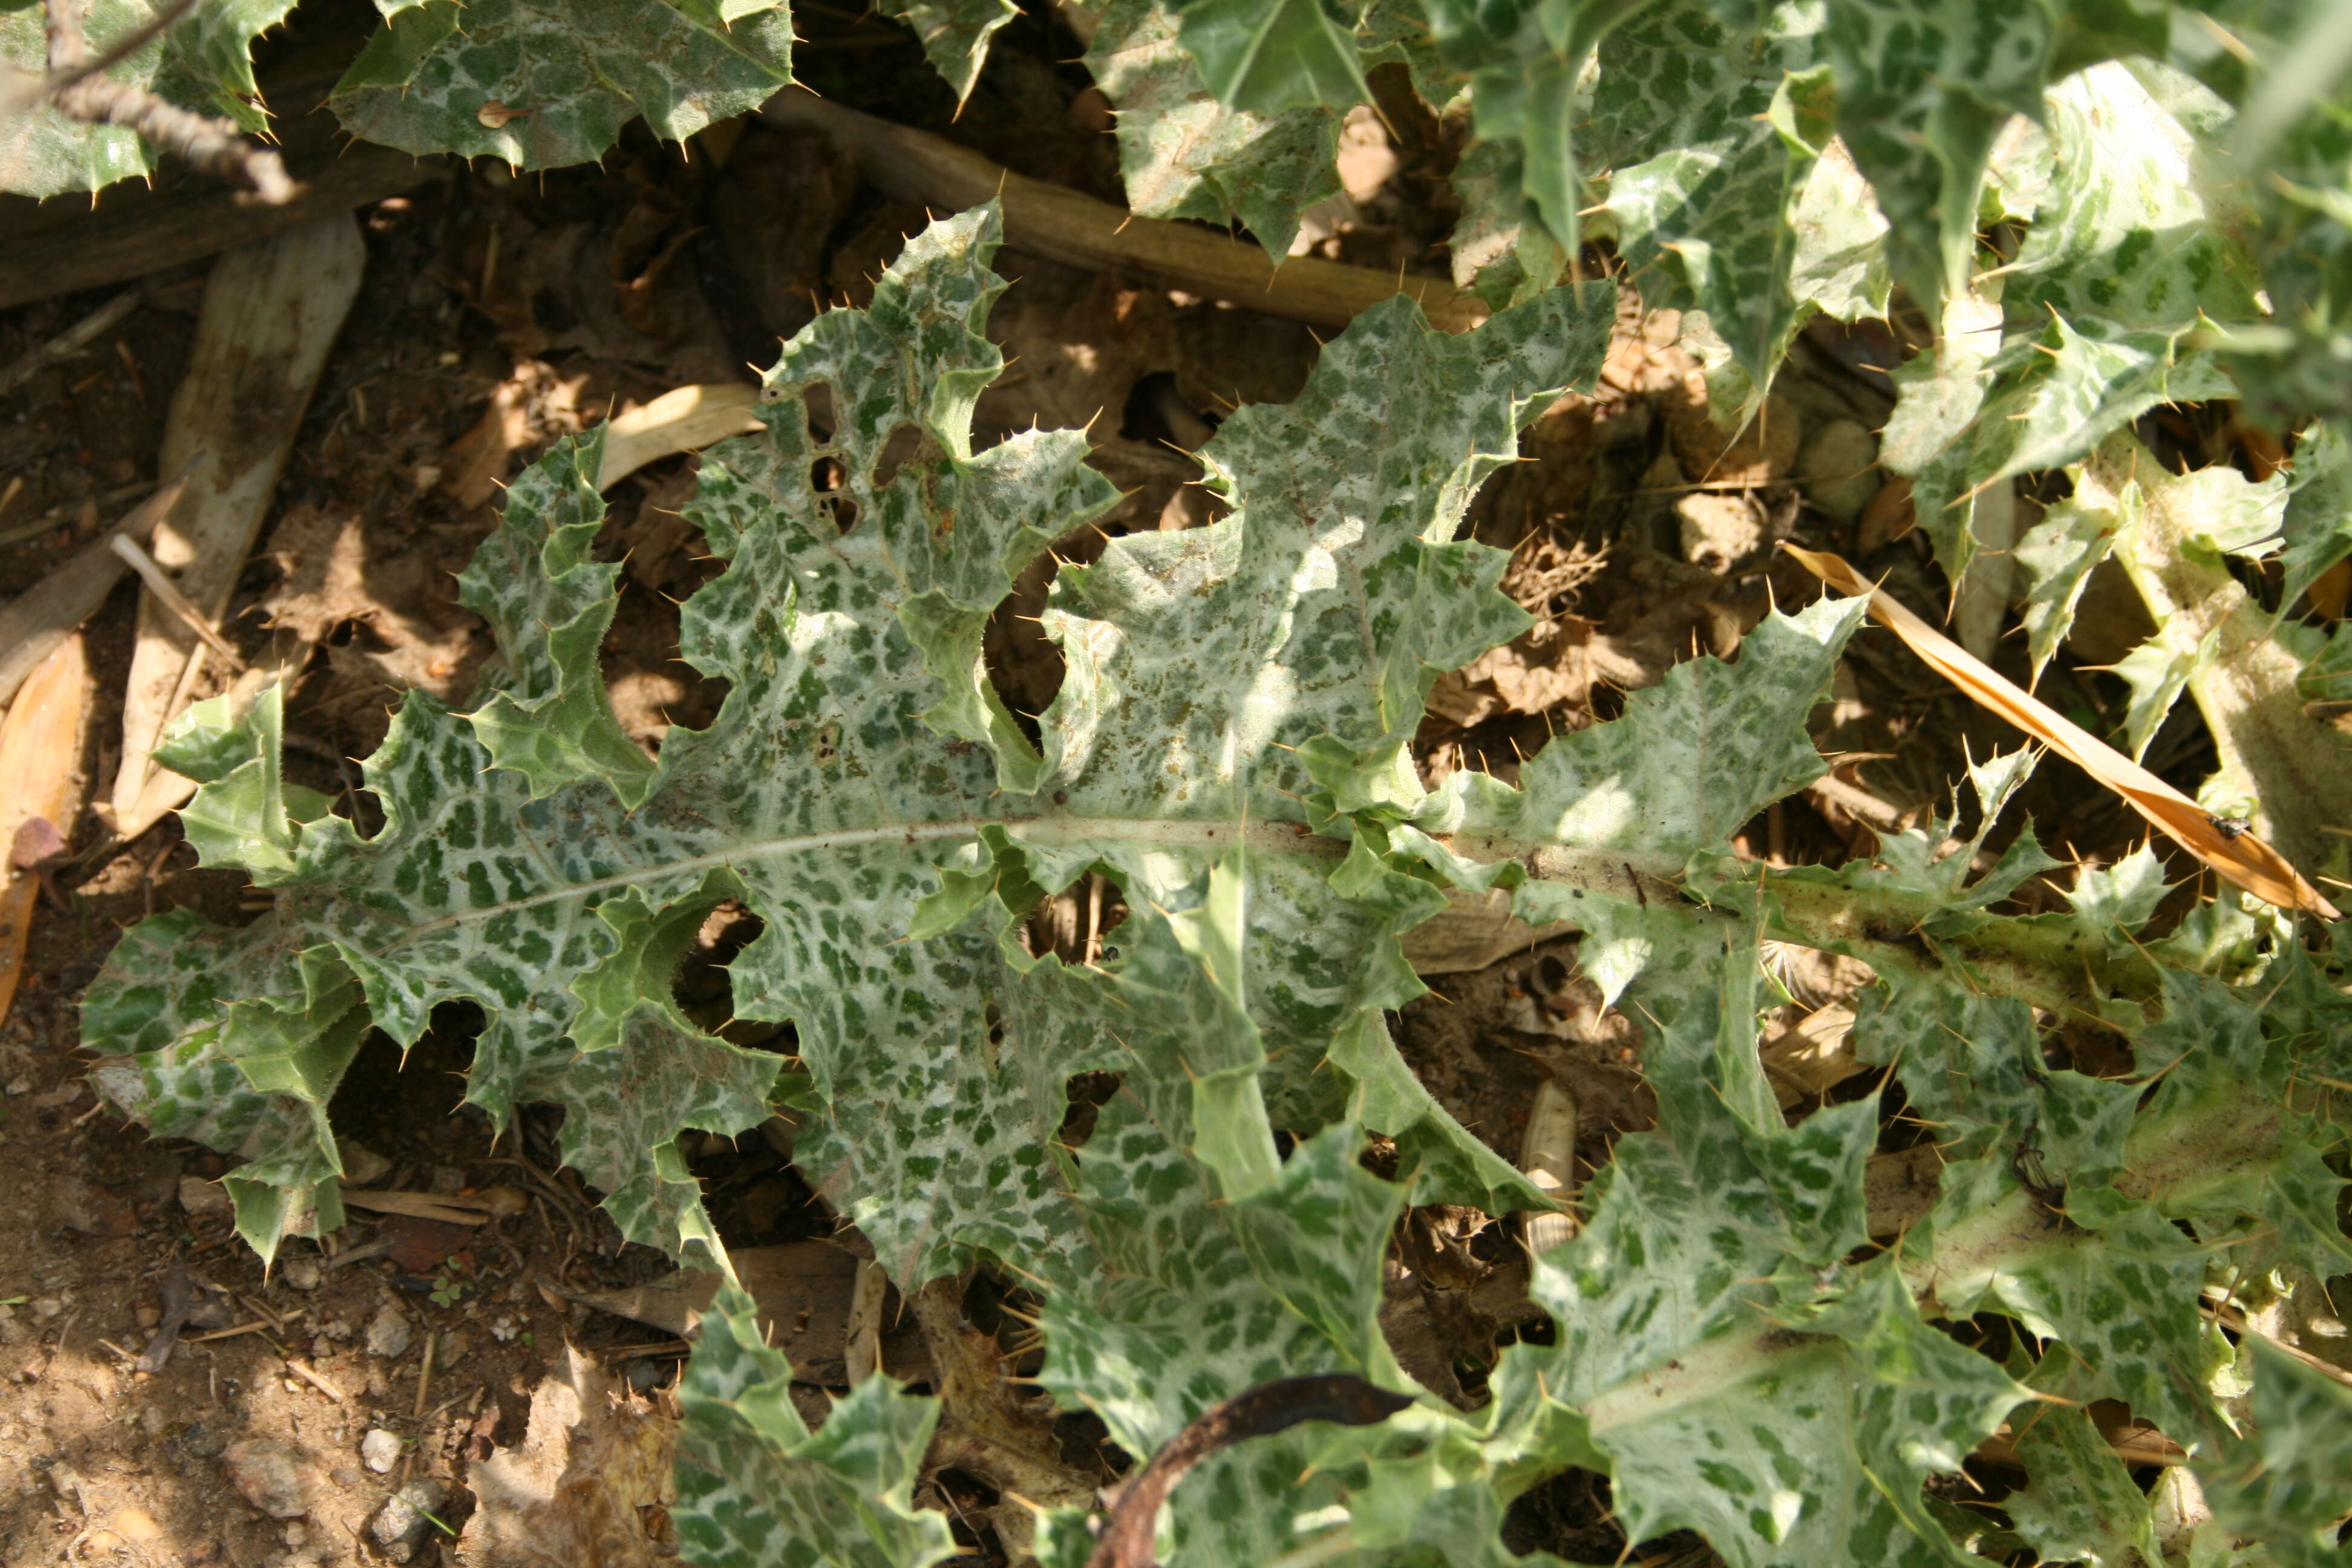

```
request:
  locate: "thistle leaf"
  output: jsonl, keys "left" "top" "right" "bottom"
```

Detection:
{"left": 2280, "top": 419, "right": 2352, "bottom": 612}
{"left": 0, "top": 0, "right": 299, "bottom": 197}
{"left": 877, "top": 0, "right": 1020, "bottom": 104}
{"left": 1087, "top": 0, "right": 1342, "bottom": 261}
{"left": 674, "top": 1286, "right": 959, "bottom": 1568}
{"left": 1590, "top": 3, "right": 1857, "bottom": 384}
{"left": 1821, "top": 0, "right": 2053, "bottom": 309}
{"left": 2014, "top": 493, "right": 2121, "bottom": 685}
{"left": 2005, "top": 1356, "right": 2161, "bottom": 1568}
{"left": 1172, "top": 0, "right": 1370, "bottom": 114}
{"left": 327, "top": 0, "right": 794, "bottom": 169}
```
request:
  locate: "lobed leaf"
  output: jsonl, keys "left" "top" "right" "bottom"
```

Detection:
{"left": 1088, "top": 0, "right": 1343, "bottom": 261}
{"left": 0, "top": 0, "right": 296, "bottom": 198}
{"left": 327, "top": 0, "right": 795, "bottom": 170}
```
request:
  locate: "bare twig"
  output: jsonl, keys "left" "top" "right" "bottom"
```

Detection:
{"left": 285, "top": 1356, "right": 348, "bottom": 1403}
{"left": 40, "top": 0, "right": 294, "bottom": 204}
{"left": 181, "top": 1318, "right": 273, "bottom": 1344}
{"left": 41, "top": 0, "right": 203, "bottom": 97}
{"left": 107, "top": 532, "right": 243, "bottom": 665}
{"left": 763, "top": 91, "right": 1488, "bottom": 333}
{"left": 0, "top": 288, "right": 142, "bottom": 399}
{"left": 1086, "top": 1377, "right": 1414, "bottom": 1568}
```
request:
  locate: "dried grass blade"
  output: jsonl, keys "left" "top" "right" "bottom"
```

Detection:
{"left": 1783, "top": 544, "right": 2339, "bottom": 920}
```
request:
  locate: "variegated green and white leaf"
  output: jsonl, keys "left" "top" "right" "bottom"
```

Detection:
{"left": 1821, "top": 0, "right": 2053, "bottom": 309}
{"left": 675, "top": 1286, "right": 959, "bottom": 1568}
{"left": 877, "top": 0, "right": 1019, "bottom": 104}
{"left": 1589, "top": 2, "right": 1877, "bottom": 384}
{"left": 1171, "top": 0, "right": 1370, "bottom": 113}
{"left": 0, "top": 0, "right": 298, "bottom": 197}
{"left": 1880, "top": 59, "right": 2262, "bottom": 581}
{"left": 2014, "top": 492, "right": 2122, "bottom": 684}
{"left": 328, "top": 0, "right": 795, "bottom": 169}
{"left": 1088, "top": 0, "right": 1342, "bottom": 260}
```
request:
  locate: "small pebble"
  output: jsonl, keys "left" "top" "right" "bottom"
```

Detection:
{"left": 366, "top": 1302, "right": 412, "bottom": 1360}
{"left": 372, "top": 1478, "right": 449, "bottom": 1564}
{"left": 361, "top": 1427, "right": 400, "bottom": 1474}
{"left": 31, "top": 1296, "right": 62, "bottom": 1321}
{"left": 283, "top": 1522, "right": 309, "bottom": 1549}
{"left": 223, "top": 1436, "right": 313, "bottom": 1518}
{"left": 337, "top": 1138, "right": 393, "bottom": 1185}
{"left": 279, "top": 1256, "right": 322, "bottom": 1292}
{"left": 178, "top": 1175, "right": 233, "bottom": 1218}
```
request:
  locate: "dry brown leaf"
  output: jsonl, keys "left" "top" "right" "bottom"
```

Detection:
{"left": 1400, "top": 887, "right": 1574, "bottom": 974}
{"left": 594, "top": 382, "right": 762, "bottom": 491}
{"left": 1784, "top": 543, "right": 2339, "bottom": 919}
{"left": 0, "top": 634, "right": 90, "bottom": 1025}
{"left": 456, "top": 1346, "right": 678, "bottom": 1568}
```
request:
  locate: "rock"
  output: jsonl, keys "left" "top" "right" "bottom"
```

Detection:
{"left": 278, "top": 1255, "right": 322, "bottom": 1292}
{"left": 283, "top": 1522, "right": 309, "bottom": 1549}
{"left": 178, "top": 1176, "right": 233, "bottom": 1219}
{"left": 361, "top": 1427, "right": 401, "bottom": 1474}
{"left": 1676, "top": 492, "right": 1768, "bottom": 573}
{"left": 336, "top": 1137, "right": 393, "bottom": 1186}
{"left": 31, "top": 1296, "right": 62, "bottom": 1321}
{"left": 51, "top": 1175, "right": 137, "bottom": 1238}
{"left": 1796, "top": 418, "right": 1882, "bottom": 526}
{"left": 371, "top": 1478, "right": 449, "bottom": 1563}
{"left": 223, "top": 1437, "right": 313, "bottom": 1518}
{"left": 367, "top": 1302, "right": 413, "bottom": 1360}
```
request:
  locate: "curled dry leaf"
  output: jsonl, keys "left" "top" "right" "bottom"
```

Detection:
{"left": 0, "top": 633, "right": 90, "bottom": 1026}
{"left": 593, "top": 382, "right": 764, "bottom": 491}
{"left": 1783, "top": 543, "right": 2339, "bottom": 920}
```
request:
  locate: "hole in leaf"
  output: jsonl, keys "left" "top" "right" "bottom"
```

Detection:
{"left": 799, "top": 381, "right": 836, "bottom": 443}
{"left": 674, "top": 901, "right": 776, "bottom": 1045}
{"left": 927, "top": 1468, "right": 1004, "bottom": 1557}
{"left": 1500, "top": 1469, "right": 1687, "bottom": 1562}
{"left": 870, "top": 421, "right": 928, "bottom": 493}
{"left": 1024, "top": 869, "right": 1128, "bottom": 967}
{"left": 1058, "top": 1071, "right": 1122, "bottom": 1150}
{"left": 810, "top": 457, "right": 857, "bottom": 533}
{"left": 982, "top": 519, "right": 1116, "bottom": 744}
{"left": 1119, "top": 370, "right": 1216, "bottom": 451}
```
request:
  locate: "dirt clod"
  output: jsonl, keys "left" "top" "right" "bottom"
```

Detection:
{"left": 367, "top": 1301, "right": 414, "bottom": 1359}
{"left": 222, "top": 1436, "right": 314, "bottom": 1518}
{"left": 51, "top": 1174, "right": 136, "bottom": 1236}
